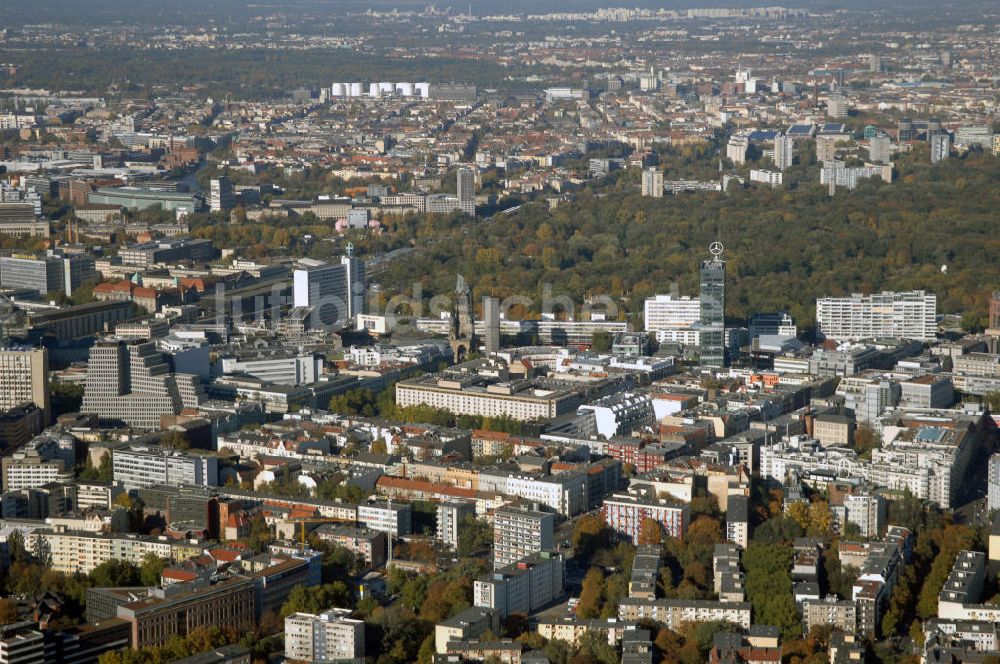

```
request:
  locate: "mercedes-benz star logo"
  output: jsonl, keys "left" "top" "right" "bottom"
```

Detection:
{"left": 709, "top": 241, "right": 724, "bottom": 257}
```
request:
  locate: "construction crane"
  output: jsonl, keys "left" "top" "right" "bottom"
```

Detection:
{"left": 289, "top": 516, "right": 355, "bottom": 545}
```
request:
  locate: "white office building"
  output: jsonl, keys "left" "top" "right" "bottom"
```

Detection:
{"left": 112, "top": 446, "right": 219, "bottom": 491}
{"left": 816, "top": 291, "right": 937, "bottom": 342}
{"left": 577, "top": 393, "right": 654, "bottom": 439}
{"left": 644, "top": 295, "right": 701, "bottom": 332}
{"left": 749, "top": 169, "right": 783, "bottom": 188}
{"left": 356, "top": 501, "right": 412, "bottom": 536}
{"left": 218, "top": 352, "right": 323, "bottom": 386}
{"left": 292, "top": 254, "right": 365, "bottom": 326}
{"left": 837, "top": 374, "right": 901, "bottom": 424}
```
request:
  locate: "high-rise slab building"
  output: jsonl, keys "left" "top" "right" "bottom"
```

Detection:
{"left": 727, "top": 135, "right": 749, "bottom": 165}
{"left": 292, "top": 254, "right": 365, "bottom": 327}
{"left": 0, "top": 254, "right": 63, "bottom": 296}
{"left": 483, "top": 296, "right": 500, "bottom": 354}
{"left": 816, "top": 136, "right": 838, "bottom": 164}
{"left": 209, "top": 176, "right": 236, "bottom": 212}
{"left": 773, "top": 134, "right": 794, "bottom": 171}
{"left": 931, "top": 133, "right": 951, "bottom": 163}
{"left": 641, "top": 168, "right": 664, "bottom": 197}
{"left": 0, "top": 347, "right": 49, "bottom": 420}
{"left": 493, "top": 505, "right": 554, "bottom": 569}
{"left": 437, "top": 501, "right": 476, "bottom": 548}
{"left": 81, "top": 338, "right": 204, "bottom": 429}
{"left": 0, "top": 252, "right": 96, "bottom": 297}
{"left": 699, "top": 245, "right": 727, "bottom": 369}
{"left": 456, "top": 167, "right": 476, "bottom": 216}
{"left": 988, "top": 454, "right": 1000, "bottom": 512}
{"left": 868, "top": 136, "right": 892, "bottom": 165}
{"left": 816, "top": 291, "right": 937, "bottom": 342}
{"left": 827, "top": 95, "right": 849, "bottom": 119}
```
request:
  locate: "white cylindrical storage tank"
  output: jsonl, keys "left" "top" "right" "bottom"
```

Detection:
{"left": 369, "top": 83, "right": 380, "bottom": 97}
{"left": 378, "top": 81, "right": 393, "bottom": 94}
{"left": 415, "top": 82, "right": 430, "bottom": 98}
{"left": 396, "top": 82, "right": 415, "bottom": 96}
{"left": 350, "top": 82, "right": 363, "bottom": 97}
{"left": 332, "top": 83, "right": 346, "bottom": 97}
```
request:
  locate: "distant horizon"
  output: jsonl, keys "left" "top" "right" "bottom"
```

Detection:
{"left": 3, "top": 0, "right": 998, "bottom": 26}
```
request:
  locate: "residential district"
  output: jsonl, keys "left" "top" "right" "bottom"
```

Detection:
{"left": 1, "top": 2, "right": 1000, "bottom": 664}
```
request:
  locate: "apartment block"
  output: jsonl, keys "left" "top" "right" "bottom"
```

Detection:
{"left": 29, "top": 530, "right": 175, "bottom": 575}
{"left": 989, "top": 453, "right": 1000, "bottom": 512}
{"left": 938, "top": 550, "right": 995, "bottom": 622}
{"left": 630, "top": 545, "right": 662, "bottom": 599}
{"left": 725, "top": 495, "right": 750, "bottom": 549}
{"left": 493, "top": 505, "right": 555, "bottom": 569}
{"left": 437, "top": 501, "right": 476, "bottom": 549}
{"left": 313, "top": 525, "right": 386, "bottom": 568}
{"left": 617, "top": 598, "right": 751, "bottom": 629}
{"left": 434, "top": 607, "right": 499, "bottom": 655}
{"left": 641, "top": 167, "right": 664, "bottom": 197}
{"left": 602, "top": 491, "right": 690, "bottom": 543}
{"left": 473, "top": 551, "right": 564, "bottom": 618}
{"left": 843, "top": 493, "right": 886, "bottom": 538}
{"left": 478, "top": 470, "right": 587, "bottom": 517}
{"left": 538, "top": 617, "right": 637, "bottom": 647}
{"left": 0, "top": 348, "right": 49, "bottom": 421}
{"left": 802, "top": 596, "right": 857, "bottom": 633}
{"left": 812, "top": 414, "right": 854, "bottom": 447}
{"left": 284, "top": 608, "right": 364, "bottom": 662}
{"left": 356, "top": 501, "right": 411, "bottom": 536}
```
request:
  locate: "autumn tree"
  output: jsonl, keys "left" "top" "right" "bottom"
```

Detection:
{"left": 637, "top": 518, "right": 663, "bottom": 545}
{"left": 576, "top": 567, "right": 605, "bottom": 619}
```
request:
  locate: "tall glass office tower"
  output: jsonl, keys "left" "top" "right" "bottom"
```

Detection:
{"left": 699, "top": 245, "right": 726, "bottom": 368}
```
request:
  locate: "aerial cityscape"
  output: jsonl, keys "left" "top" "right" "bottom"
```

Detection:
{"left": 1, "top": 0, "right": 1000, "bottom": 662}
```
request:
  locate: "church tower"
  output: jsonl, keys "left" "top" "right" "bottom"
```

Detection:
{"left": 450, "top": 275, "right": 476, "bottom": 362}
